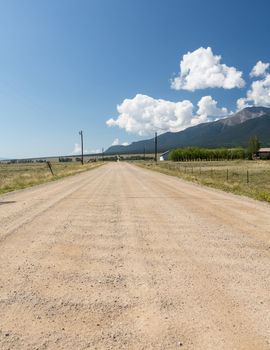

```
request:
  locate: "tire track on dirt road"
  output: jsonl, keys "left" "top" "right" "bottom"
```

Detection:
{"left": 0, "top": 165, "right": 109, "bottom": 241}
{"left": 0, "top": 162, "right": 269, "bottom": 349}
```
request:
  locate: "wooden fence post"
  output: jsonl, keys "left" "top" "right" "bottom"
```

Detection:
{"left": 46, "top": 161, "right": 54, "bottom": 176}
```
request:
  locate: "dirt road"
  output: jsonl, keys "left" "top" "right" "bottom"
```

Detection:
{"left": 0, "top": 162, "right": 269, "bottom": 349}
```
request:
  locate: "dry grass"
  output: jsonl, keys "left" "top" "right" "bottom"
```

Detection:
{"left": 136, "top": 160, "right": 270, "bottom": 203}
{"left": 0, "top": 162, "right": 103, "bottom": 195}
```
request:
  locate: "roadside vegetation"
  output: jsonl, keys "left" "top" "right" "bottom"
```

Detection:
{"left": 0, "top": 162, "right": 103, "bottom": 195}
{"left": 169, "top": 147, "right": 246, "bottom": 161}
{"left": 136, "top": 159, "right": 270, "bottom": 203}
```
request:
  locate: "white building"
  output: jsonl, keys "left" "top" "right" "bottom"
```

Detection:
{"left": 159, "top": 150, "right": 170, "bottom": 161}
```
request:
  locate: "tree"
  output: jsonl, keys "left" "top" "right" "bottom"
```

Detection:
{"left": 247, "top": 136, "right": 260, "bottom": 160}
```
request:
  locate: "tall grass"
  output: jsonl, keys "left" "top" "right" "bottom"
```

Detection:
{"left": 0, "top": 162, "right": 102, "bottom": 195}
{"left": 136, "top": 160, "right": 270, "bottom": 203}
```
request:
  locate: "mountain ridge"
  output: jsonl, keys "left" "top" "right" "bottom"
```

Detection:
{"left": 105, "top": 107, "right": 270, "bottom": 154}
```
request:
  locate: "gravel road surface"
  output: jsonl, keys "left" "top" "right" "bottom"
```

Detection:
{"left": 0, "top": 162, "right": 269, "bottom": 349}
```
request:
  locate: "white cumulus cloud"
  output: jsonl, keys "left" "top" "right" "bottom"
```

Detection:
{"left": 236, "top": 97, "right": 251, "bottom": 110}
{"left": 237, "top": 73, "right": 270, "bottom": 108}
{"left": 171, "top": 47, "right": 245, "bottom": 91}
{"left": 90, "top": 149, "right": 101, "bottom": 154}
{"left": 106, "top": 94, "right": 229, "bottom": 136}
{"left": 197, "top": 95, "right": 228, "bottom": 119}
{"left": 72, "top": 143, "right": 89, "bottom": 154}
{"left": 110, "top": 138, "right": 129, "bottom": 146}
{"left": 107, "top": 94, "right": 194, "bottom": 136}
{"left": 111, "top": 138, "right": 120, "bottom": 146}
{"left": 250, "top": 61, "right": 269, "bottom": 77}
{"left": 73, "top": 143, "right": 81, "bottom": 154}
{"left": 192, "top": 96, "right": 228, "bottom": 125}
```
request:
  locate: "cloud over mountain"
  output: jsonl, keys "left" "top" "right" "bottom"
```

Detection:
{"left": 237, "top": 61, "right": 270, "bottom": 108}
{"left": 171, "top": 47, "right": 245, "bottom": 91}
{"left": 106, "top": 48, "right": 270, "bottom": 137}
{"left": 107, "top": 94, "right": 194, "bottom": 135}
{"left": 197, "top": 95, "right": 228, "bottom": 119}
{"left": 106, "top": 94, "right": 228, "bottom": 136}
{"left": 111, "top": 138, "right": 129, "bottom": 146}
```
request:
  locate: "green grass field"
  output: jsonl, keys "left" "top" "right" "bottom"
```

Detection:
{"left": 0, "top": 162, "right": 103, "bottom": 195}
{"left": 136, "top": 160, "right": 270, "bottom": 203}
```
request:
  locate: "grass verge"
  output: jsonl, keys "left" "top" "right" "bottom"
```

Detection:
{"left": 0, "top": 162, "right": 104, "bottom": 195}
{"left": 135, "top": 160, "right": 270, "bottom": 203}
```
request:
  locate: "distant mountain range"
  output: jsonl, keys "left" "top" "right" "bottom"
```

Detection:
{"left": 105, "top": 107, "right": 270, "bottom": 154}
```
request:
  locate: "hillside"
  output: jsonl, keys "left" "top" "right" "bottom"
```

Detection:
{"left": 105, "top": 107, "right": 270, "bottom": 154}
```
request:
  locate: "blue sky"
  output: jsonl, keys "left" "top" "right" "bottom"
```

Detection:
{"left": 0, "top": 0, "right": 270, "bottom": 158}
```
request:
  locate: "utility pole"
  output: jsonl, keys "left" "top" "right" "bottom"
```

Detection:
{"left": 79, "top": 130, "right": 84, "bottom": 165}
{"left": 154, "top": 132, "right": 158, "bottom": 162}
{"left": 102, "top": 147, "right": 104, "bottom": 162}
